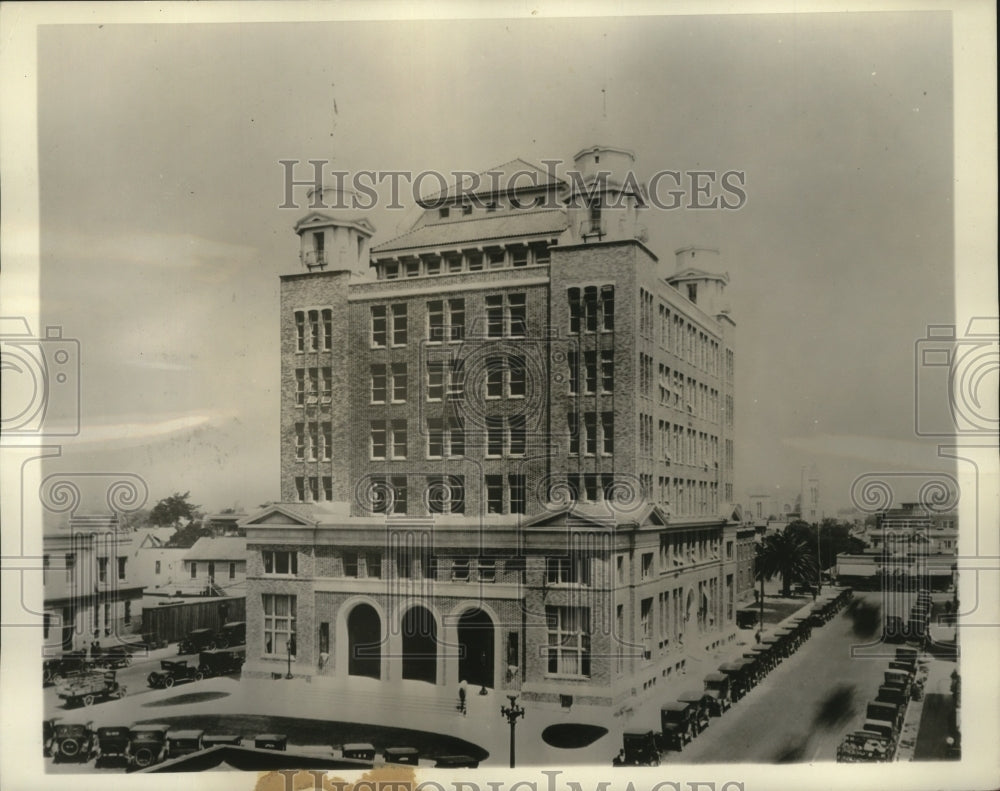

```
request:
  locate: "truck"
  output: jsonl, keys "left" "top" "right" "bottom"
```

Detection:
{"left": 55, "top": 670, "right": 126, "bottom": 707}
{"left": 198, "top": 646, "right": 246, "bottom": 678}
{"left": 836, "top": 730, "right": 894, "bottom": 763}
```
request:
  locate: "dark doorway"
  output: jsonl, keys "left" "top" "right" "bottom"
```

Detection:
{"left": 401, "top": 606, "right": 437, "bottom": 683}
{"left": 347, "top": 604, "right": 381, "bottom": 679}
{"left": 458, "top": 608, "right": 494, "bottom": 689}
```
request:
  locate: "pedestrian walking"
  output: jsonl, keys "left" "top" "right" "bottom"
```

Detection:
{"left": 457, "top": 681, "right": 467, "bottom": 715}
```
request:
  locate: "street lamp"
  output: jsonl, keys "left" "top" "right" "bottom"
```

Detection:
{"left": 285, "top": 639, "right": 293, "bottom": 679}
{"left": 500, "top": 694, "right": 525, "bottom": 768}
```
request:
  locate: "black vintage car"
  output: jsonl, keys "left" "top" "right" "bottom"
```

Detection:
{"left": 702, "top": 672, "right": 732, "bottom": 715}
{"left": 718, "top": 659, "right": 754, "bottom": 700}
{"left": 660, "top": 702, "right": 696, "bottom": 751}
{"left": 43, "top": 651, "right": 92, "bottom": 685}
{"left": 876, "top": 684, "right": 908, "bottom": 707}
{"left": 203, "top": 734, "right": 243, "bottom": 747}
{"left": 214, "top": 621, "right": 246, "bottom": 648}
{"left": 167, "top": 729, "right": 205, "bottom": 758}
{"left": 51, "top": 720, "right": 96, "bottom": 763}
{"left": 147, "top": 659, "right": 204, "bottom": 689}
{"left": 43, "top": 717, "right": 62, "bottom": 757}
{"left": 178, "top": 628, "right": 217, "bottom": 655}
{"left": 342, "top": 743, "right": 376, "bottom": 761}
{"left": 867, "top": 700, "right": 904, "bottom": 732}
{"left": 198, "top": 646, "right": 246, "bottom": 678}
{"left": 129, "top": 724, "right": 170, "bottom": 769}
{"left": 617, "top": 730, "right": 660, "bottom": 766}
{"left": 95, "top": 726, "right": 132, "bottom": 767}
{"left": 384, "top": 746, "right": 420, "bottom": 765}
{"left": 94, "top": 645, "right": 135, "bottom": 669}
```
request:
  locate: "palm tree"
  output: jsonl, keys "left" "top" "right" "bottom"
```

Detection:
{"left": 755, "top": 529, "right": 818, "bottom": 597}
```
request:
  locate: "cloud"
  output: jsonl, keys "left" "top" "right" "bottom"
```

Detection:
{"left": 66, "top": 410, "right": 238, "bottom": 449}
{"left": 46, "top": 230, "right": 258, "bottom": 271}
{"left": 780, "top": 433, "right": 950, "bottom": 470}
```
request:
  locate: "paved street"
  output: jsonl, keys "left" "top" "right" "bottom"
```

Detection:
{"left": 674, "top": 592, "right": 898, "bottom": 763}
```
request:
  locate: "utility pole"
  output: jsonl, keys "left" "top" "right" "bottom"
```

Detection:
{"left": 816, "top": 522, "right": 823, "bottom": 595}
{"left": 500, "top": 695, "right": 525, "bottom": 768}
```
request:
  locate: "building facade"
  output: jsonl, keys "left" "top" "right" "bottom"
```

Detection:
{"left": 243, "top": 146, "right": 741, "bottom": 714}
{"left": 43, "top": 515, "right": 144, "bottom": 651}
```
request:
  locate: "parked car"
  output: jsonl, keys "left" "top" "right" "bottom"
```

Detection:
{"left": 836, "top": 730, "right": 894, "bottom": 763}
{"left": 876, "top": 684, "right": 908, "bottom": 708}
{"left": 43, "top": 717, "right": 62, "bottom": 757}
{"left": 198, "top": 646, "right": 246, "bottom": 678}
{"left": 254, "top": 733, "right": 288, "bottom": 751}
{"left": 167, "top": 729, "right": 205, "bottom": 758}
{"left": 147, "top": 659, "right": 204, "bottom": 689}
{"left": 95, "top": 726, "right": 132, "bottom": 767}
{"left": 178, "top": 628, "right": 217, "bottom": 654}
{"left": 702, "top": 672, "right": 732, "bottom": 715}
{"left": 434, "top": 755, "right": 480, "bottom": 768}
{"left": 56, "top": 669, "right": 126, "bottom": 707}
{"left": 718, "top": 659, "right": 753, "bottom": 700}
{"left": 660, "top": 702, "right": 696, "bottom": 751}
{"left": 94, "top": 646, "right": 134, "bottom": 669}
{"left": 341, "top": 743, "right": 376, "bottom": 762}
{"left": 128, "top": 724, "right": 170, "bottom": 769}
{"left": 214, "top": 621, "right": 246, "bottom": 648}
{"left": 140, "top": 631, "right": 169, "bottom": 650}
{"left": 203, "top": 734, "right": 243, "bottom": 747}
{"left": 43, "top": 651, "right": 92, "bottom": 685}
{"left": 867, "top": 700, "right": 904, "bottom": 733}
{"left": 384, "top": 746, "right": 420, "bottom": 765}
{"left": 51, "top": 720, "right": 96, "bottom": 763}
{"left": 677, "top": 690, "right": 712, "bottom": 734}
{"left": 617, "top": 730, "right": 660, "bottom": 766}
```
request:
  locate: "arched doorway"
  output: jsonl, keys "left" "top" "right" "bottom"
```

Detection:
{"left": 457, "top": 609, "right": 495, "bottom": 689}
{"left": 401, "top": 606, "right": 437, "bottom": 683}
{"left": 347, "top": 603, "right": 381, "bottom": 679}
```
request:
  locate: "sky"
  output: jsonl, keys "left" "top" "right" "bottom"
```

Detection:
{"left": 25, "top": 9, "right": 971, "bottom": 518}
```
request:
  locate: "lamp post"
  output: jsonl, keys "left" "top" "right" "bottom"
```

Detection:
{"left": 285, "top": 639, "right": 293, "bottom": 679}
{"left": 500, "top": 694, "right": 525, "bottom": 768}
{"left": 816, "top": 523, "right": 823, "bottom": 596}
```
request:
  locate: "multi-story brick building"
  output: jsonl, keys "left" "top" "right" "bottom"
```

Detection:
{"left": 243, "top": 145, "right": 744, "bottom": 715}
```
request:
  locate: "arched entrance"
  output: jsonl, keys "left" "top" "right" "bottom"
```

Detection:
{"left": 347, "top": 603, "right": 381, "bottom": 679}
{"left": 457, "top": 609, "right": 495, "bottom": 689}
{"left": 401, "top": 606, "right": 437, "bottom": 683}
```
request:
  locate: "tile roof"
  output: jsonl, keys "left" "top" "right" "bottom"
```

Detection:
{"left": 371, "top": 209, "right": 567, "bottom": 254}
{"left": 419, "top": 158, "right": 566, "bottom": 202}
{"left": 183, "top": 536, "right": 247, "bottom": 561}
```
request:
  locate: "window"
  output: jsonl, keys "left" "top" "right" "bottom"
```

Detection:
{"left": 511, "top": 247, "right": 528, "bottom": 267}
{"left": 308, "top": 310, "right": 321, "bottom": 350}
{"left": 392, "top": 304, "right": 408, "bottom": 345}
{"left": 391, "top": 419, "right": 407, "bottom": 458}
{"left": 486, "top": 416, "right": 524, "bottom": 457}
{"left": 295, "top": 477, "right": 305, "bottom": 502}
{"left": 343, "top": 552, "right": 359, "bottom": 578}
{"left": 425, "top": 258, "right": 441, "bottom": 276}
{"left": 155, "top": 560, "right": 161, "bottom": 575}
{"left": 601, "top": 411, "right": 614, "bottom": 455}
{"left": 486, "top": 295, "right": 504, "bottom": 338}
{"left": 508, "top": 294, "right": 526, "bottom": 337}
{"left": 371, "top": 365, "right": 387, "bottom": 403}
{"left": 371, "top": 306, "right": 387, "bottom": 347}
{"left": 568, "top": 412, "right": 579, "bottom": 455}
{"left": 319, "top": 622, "right": 330, "bottom": 655}
{"left": 568, "top": 285, "right": 613, "bottom": 334}
{"left": 229, "top": 562, "right": 236, "bottom": 580}
{"left": 533, "top": 243, "right": 551, "bottom": 265}
{"left": 687, "top": 283, "right": 697, "bottom": 304}
{"left": 478, "top": 557, "right": 497, "bottom": 581}
{"left": 467, "top": 252, "right": 483, "bottom": 271}
{"left": 405, "top": 261, "right": 420, "bottom": 278}
{"left": 488, "top": 250, "right": 506, "bottom": 268}
{"left": 369, "top": 476, "right": 407, "bottom": 515}
{"left": 295, "top": 311, "right": 306, "bottom": 352}
{"left": 65, "top": 553, "right": 75, "bottom": 582}
{"left": 370, "top": 421, "right": 388, "bottom": 459}
{"left": 486, "top": 475, "right": 503, "bottom": 514}
{"left": 322, "top": 310, "right": 332, "bottom": 349}
{"left": 584, "top": 412, "right": 597, "bottom": 455}
{"left": 452, "top": 556, "right": 470, "bottom": 581}
{"left": 117, "top": 557, "right": 127, "bottom": 581}
{"left": 191, "top": 562, "right": 197, "bottom": 579}
{"left": 546, "top": 606, "right": 591, "bottom": 677}
{"left": 263, "top": 550, "right": 298, "bottom": 576}
{"left": 323, "top": 476, "right": 333, "bottom": 501}
{"left": 583, "top": 351, "right": 597, "bottom": 393}
{"left": 486, "top": 293, "right": 526, "bottom": 338}
{"left": 641, "top": 552, "right": 654, "bottom": 579}
{"left": 568, "top": 349, "right": 578, "bottom": 395}
{"left": 427, "top": 475, "right": 465, "bottom": 514}
{"left": 509, "top": 474, "right": 526, "bottom": 514}
{"left": 262, "top": 594, "right": 296, "bottom": 657}
{"left": 641, "top": 598, "right": 653, "bottom": 658}
{"left": 439, "top": 207, "right": 450, "bottom": 219}
{"left": 546, "top": 553, "right": 591, "bottom": 585}
{"left": 295, "top": 369, "right": 305, "bottom": 406}
{"left": 601, "top": 286, "right": 615, "bottom": 331}
{"left": 391, "top": 363, "right": 407, "bottom": 402}
{"left": 383, "top": 262, "right": 399, "bottom": 280}
{"left": 98, "top": 557, "right": 108, "bottom": 583}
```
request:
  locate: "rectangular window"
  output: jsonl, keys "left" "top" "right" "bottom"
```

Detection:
{"left": 486, "top": 295, "right": 503, "bottom": 338}
{"left": 509, "top": 415, "right": 526, "bottom": 456}
{"left": 546, "top": 606, "right": 591, "bottom": 677}
{"left": 508, "top": 294, "right": 526, "bottom": 337}
{"left": 343, "top": 552, "right": 358, "bottom": 578}
{"left": 584, "top": 287, "right": 598, "bottom": 332}
{"left": 447, "top": 359, "right": 464, "bottom": 399}
{"left": 509, "top": 356, "right": 526, "bottom": 397}
{"left": 322, "top": 309, "right": 332, "bottom": 349}
{"left": 452, "top": 556, "right": 470, "bottom": 581}
{"left": 568, "top": 412, "right": 579, "bottom": 455}
{"left": 584, "top": 351, "right": 597, "bottom": 393}
{"left": 320, "top": 367, "right": 332, "bottom": 401}
{"left": 601, "top": 285, "right": 615, "bottom": 331}
{"left": 322, "top": 476, "right": 333, "bottom": 501}
{"left": 370, "top": 421, "right": 387, "bottom": 459}
{"left": 641, "top": 552, "right": 654, "bottom": 579}
{"left": 511, "top": 247, "right": 528, "bottom": 267}
{"left": 392, "top": 304, "right": 407, "bottom": 345}
{"left": 427, "top": 475, "right": 465, "bottom": 514}
{"left": 584, "top": 412, "right": 597, "bottom": 455}
{"left": 295, "top": 369, "right": 305, "bottom": 406}
{"left": 509, "top": 474, "right": 526, "bottom": 515}
{"left": 598, "top": 349, "right": 611, "bottom": 391}
{"left": 487, "top": 417, "right": 504, "bottom": 457}
{"left": 366, "top": 553, "right": 382, "bottom": 579}
{"left": 488, "top": 250, "right": 506, "bottom": 268}
{"left": 371, "top": 364, "right": 387, "bottom": 403}
{"left": 307, "top": 310, "right": 320, "bottom": 351}
{"left": 98, "top": 557, "right": 108, "bottom": 583}
{"left": 426, "top": 258, "right": 441, "bottom": 276}
{"left": 371, "top": 306, "right": 387, "bottom": 347}
{"left": 321, "top": 423, "right": 332, "bottom": 461}
{"left": 263, "top": 550, "right": 299, "bottom": 576}
{"left": 117, "top": 557, "right": 127, "bottom": 581}
{"left": 262, "top": 594, "right": 296, "bottom": 657}
{"left": 427, "top": 361, "right": 444, "bottom": 400}
{"left": 448, "top": 417, "right": 465, "bottom": 456}
{"left": 546, "top": 553, "right": 591, "bottom": 585}
{"left": 405, "top": 261, "right": 419, "bottom": 278}
{"left": 486, "top": 364, "right": 503, "bottom": 398}
{"left": 384, "top": 263, "right": 399, "bottom": 280}
{"left": 427, "top": 417, "right": 444, "bottom": 458}
{"left": 154, "top": 560, "right": 161, "bottom": 575}
{"left": 391, "top": 419, "right": 407, "bottom": 458}
{"left": 486, "top": 475, "right": 503, "bottom": 514}
{"left": 319, "top": 622, "right": 330, "bottom": 655}
{"left": 295, "top": 477, "right": 305, "bottom": 502}
{"left": 601, "top": 411, "right": 614, "bottom": 455}
{"left": 229, "top": 561, "right": 236, "bottom": 579}
{"left": 391, "top": 363, "right": 407, "bottom": 402}
{"left": 428, "top": 300, "right": 444, "bottom": 341}
{"left": 295, "top": 311, "right": 306, "bottom": 352}
{"left": 308, "top": 423, "right": 319, "bottom": 460}
{"left": 191, "top": 562, "right": 197, "bottom": 579}
{"left": 568, "top": 349, "right": 578, "bottom": 395}
{"left": 467, "top": 252, "right": 483, "bottom": 271}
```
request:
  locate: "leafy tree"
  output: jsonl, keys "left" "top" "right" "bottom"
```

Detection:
{"left": 755, "top": 528, "right": 818, "bottom": 597}
{"left": 785, "top": 519, "right": 866, "bottom": 571}
{"left": 150, "top": 491, "right": 202, "bottom": 528}
{"left": 165, "top": 520, "right": 213, "bottom": 548}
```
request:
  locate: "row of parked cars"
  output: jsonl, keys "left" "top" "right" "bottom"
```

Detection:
{"left": 617, "top": 587, "right": 855, "bottom": 766}
{"left": 147, "top": 647, "right": 246, "bottom": 689}
{"left": 45, "top": 720, "right": 479, "bottom": 771}
{"left": 885, "top": 590, "right": 934, "bottom": 644}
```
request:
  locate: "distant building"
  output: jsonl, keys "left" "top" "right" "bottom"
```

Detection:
{"left": 799, "top": 465, "right": 823, "bottom": 523}
{"left": 43, "top": 514, "right": 144, "bottom": 650}
{"left": 180, "top": 536, "right": 248, "bottom": 596}
{"left": 131, "top": 527, "right": 187, "bottom": 595}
